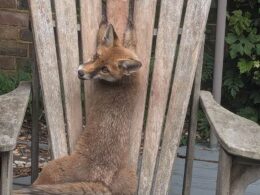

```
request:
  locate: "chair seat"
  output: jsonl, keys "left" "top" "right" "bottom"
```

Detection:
{"left": 200, "top": 91, "right": 260, "bottom": 160}
{"left": 0, "top": 82, "right": 31, "bottom": 152}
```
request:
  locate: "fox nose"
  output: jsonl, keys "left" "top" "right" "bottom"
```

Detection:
{"left": 78, "top": 69, "right": 85, "bottom": 77}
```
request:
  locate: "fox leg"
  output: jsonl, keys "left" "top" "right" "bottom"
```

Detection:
{"left": 110, "top": 167, "right": 137, "bottom": 195}
{"left": 14, "top": 181, "right": 111, "bottom": 195}
{"left": 34, "top": 155, "right": 80, "bottom": 185}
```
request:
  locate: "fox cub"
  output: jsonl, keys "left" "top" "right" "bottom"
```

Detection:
{"left": 78, "top": 22, "right": 140, "bottom": 82}
{"left": 16, "top": 7, "right": 142, "bottom": 195}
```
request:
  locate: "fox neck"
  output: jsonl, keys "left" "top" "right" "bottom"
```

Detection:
{"left": 75, "top": 73, "right": 139, "bottom": 163}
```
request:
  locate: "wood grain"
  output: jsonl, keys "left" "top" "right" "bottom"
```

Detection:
{"left": 130, "top": 0, "right": 158, "bottom": 170}
{"left": 216, "top": 148, "right": 232, "bottom": 195}
{"left": 0, "top": 82, "right": 31, "bottom": 152}
{"left": 107, "top": 0, "right": 129, "bottom": 42}
{"left": 183, "top": 38, "right": 205, "bottom": 195}
{"left": 138, "top": 0, "right": 185, "bottom": 194}
{"left": 80, "top": 0, "right": 102, "bottom": 117}
{"left": 152, "top": 0, "right": 211, "bottom": 194}
{"left": 29, "top": 0, "right": 68, "bottom": 158}
{"left": 1, "top": 152, "right": 13, "bottom": 195}
{"left": 200, "top": 91, "right": 260, "bottom": 160}
{"left": 230, "top": 163, "right": 260, "bottom": 195}
{"left": 54, "top": 0, "right": 83, "bottom": 153}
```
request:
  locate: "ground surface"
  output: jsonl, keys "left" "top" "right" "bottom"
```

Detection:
{"left": 170, "top": 145, "right": 260, "bottom": 195}
{"left": 13, "top": 117, "right": 51, "bottom": 178}
{"left": 13, "top": 145, "right": 260, "bottom": 194}
{"left": 11, "top": 115, "right": 260, "bottom": 194}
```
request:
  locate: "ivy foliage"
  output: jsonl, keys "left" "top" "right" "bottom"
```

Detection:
{"left": 223, "top": 0, "right": 260, "bottom": 123}
{"left": 0, "top": 70, "right": 31, "bottom": 95}
{"left": 197, "top": 0, "right": 260, "bottom": 143}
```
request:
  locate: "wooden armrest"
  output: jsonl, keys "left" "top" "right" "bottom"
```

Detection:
{"left": 200, "top": 90, "right": 260, "bottom": 160}
{"left": 0, "top": 81, "right": 31, "bottom": 152}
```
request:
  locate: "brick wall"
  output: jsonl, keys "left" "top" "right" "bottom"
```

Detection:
{"left": 0, "top": 0, "right": 33, "bottom": 74}
{"left": 0, "top": 0, "right": 217, "bottom": 75}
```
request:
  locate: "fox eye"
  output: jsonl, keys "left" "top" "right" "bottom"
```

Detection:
{"left": 101, "top": 66, "right": 109, "bottom": 73}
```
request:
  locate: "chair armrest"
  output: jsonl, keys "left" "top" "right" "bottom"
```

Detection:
{"left": 0, "top": 81, "right": 31, "bottom": 152}
{"left": 200, "top": 90, "right": 260, "bottom": 160}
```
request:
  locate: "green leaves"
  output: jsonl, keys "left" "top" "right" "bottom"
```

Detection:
{"left": 226, "top": 7, "right": 260, "bottom": 91}
{"left": 253, "top": 70, "right": 260, "bottom": 82}
{"left": 0, "top": 72, "right": 17, "bottom": 95}
{"left": 197, "top": 1, "right": 260, "bottom": 143}
{"left": 256, "top": 44, "right": 260, "bottom": 55}
{"left": 238, "top": 59, "right": 254, "bottom": 73}
{"left": 223, "top": 72, "right": 244, "bottom": 98}
{"left": 250, "top": 91, "right": 260, "bottom": 104}
{"left": 226, "top": 34, "right": 259, "bottom": 59}
{"left": 225, "top": 33, "right": 238, "bottom": 44}
{"left": 0, "top": 70, "right": 31, "bottom": 95}
{"left": 228, "top": 10, "right": 251, "bottom": 36}
{"left": 237, "top": 107, "right": 259, "bottom": 122}
{"left": 226, "top": 9, "right": 260, "bottom": 62}
{"left": 197, "top": 110, "right": 210, "bottom": 141}
{"left": 202, "top": 52, "right": 214, "bottom": 82}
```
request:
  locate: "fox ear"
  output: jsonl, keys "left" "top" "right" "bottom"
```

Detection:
{"left": 102, "top": 24, "right": 119, "bottom": 47}
{"left": 118, "top": 59, "right": 142, "bottom": 75}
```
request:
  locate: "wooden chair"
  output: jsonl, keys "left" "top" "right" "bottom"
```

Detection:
{"left": 201, "top": 92, "right": 260, "bottom": 195}
{"left": 0, "top": 82, "right": 31, "bottom": 195}
{"left": 0, "top": 0, "right": 212, "bottom": 194}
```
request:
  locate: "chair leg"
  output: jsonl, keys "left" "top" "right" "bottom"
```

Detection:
{"left": 182, "top": 37, "right": 205, "bottom": 195}
{"left": 230, "top": 164, "right": 260, "bottom": 195}
{"left": 1, "top": 151, "right": 13, "bottom": 195}
{"left": 31, "top": 54, "right": 40, "bottom": 184}
{"left": 216, "top": 148, "right": 232, "bottom": 195}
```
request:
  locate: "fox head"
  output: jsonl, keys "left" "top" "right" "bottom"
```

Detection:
{"left": 78, "top": 24, "right": 142, "bottom": 82}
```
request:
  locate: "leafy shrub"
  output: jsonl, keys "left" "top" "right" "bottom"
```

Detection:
{"left": 0, "top": 70, "right": 31, "bottom": 95}
{"left": 197, "top": 110, "right": 210, "bottom": 142}
{"left": 223, "top": 1, "right": 260, "bottom": 123}
{"left": 196, "top": 0, "right": 260, "bottom": 143}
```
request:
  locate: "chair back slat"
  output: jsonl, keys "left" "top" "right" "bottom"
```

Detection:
{"left": 30, "top": 0, "right": 68, "bottom": 158}
{"left": 54, "top": 0, "right": 82, "bottom": 152}
{"left": 107, "top": 0, "right": 129, "bottom": 42}
{"left": 152, "top": 0, "right": 211, "bottom": 194}
{"left": 80, "top": 1, "right": 102, "bottom": 115}
{"left": 30, "top": 0, "right": 211, "bottom": 193}
{"left": 129, "top": 0, "right": 158, "bottom": 169}
{"left": 138, "top": 0, "right": 185, "bottom": 194}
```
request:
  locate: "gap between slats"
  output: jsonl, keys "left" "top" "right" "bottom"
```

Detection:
{"left": 138, "top": 0, "right": 185, "bottom": 194}
{"left": 129, "top": 0, "right": 158, "bottom": 171}
{"left": 53, "top": 0, "right": 83, "bottom": 153}
{"left": 152, "top": 0, "right": 211, "bottom": 194}
{"left": 29, "top": 0, "right": 68, "bottom": 158}
{"left": 52, "top": 21, "right": 183, "bottom": 36}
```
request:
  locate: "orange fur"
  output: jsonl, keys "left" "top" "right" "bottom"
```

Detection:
{"left": 78, "top": 22, "right": 141, "bottom": 82}
{"left": 32, "top": 20, "right": 141, "bottom": 195}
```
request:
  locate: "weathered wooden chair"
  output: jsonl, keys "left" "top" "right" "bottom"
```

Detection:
{"left": 0, "top": 0, "right": 217, "bottom": 194}
{"left": 0, "top": 82, "right": 31, "bottom": 194}
{"left": 201, "top": 93, "right": 260, "bottom": 195}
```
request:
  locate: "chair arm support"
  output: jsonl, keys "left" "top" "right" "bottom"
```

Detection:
{"left": 200, "top": 90, "right": 260, "bottom": 160}
{"left": 0, "top": 81, "right": 31, "bottom": 152}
